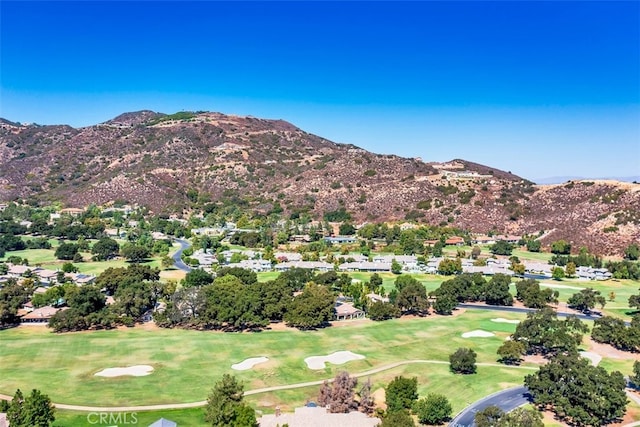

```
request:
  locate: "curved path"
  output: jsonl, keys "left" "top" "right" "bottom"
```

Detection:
{"left": 171, "top": 238, "right": 192, "bottom": 272}
{"left": 458, "top": 303, "right": 603, "bottom": 321}
{"left": 449, "top": 386, "right": 531, "bottom": 427}
{"left": 0, "top": 360, "right": 536, "bottom": 412}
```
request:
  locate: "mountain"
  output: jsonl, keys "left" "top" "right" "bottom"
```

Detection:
{"left": 1, "top": 110, "right": 639, "bottom": 256}
{"left": 535, "top": 176, "right": 640, "bottom": 185}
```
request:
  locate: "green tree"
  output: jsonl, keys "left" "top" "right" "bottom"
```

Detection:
{"left": 512, "top": 307, "right": 588, "bottom": 356}
{"left": 449, "top": 347, "right": 477, "bottom": 374}
{"left": 379, "top": 409, "right": 415, "bottom": 427}
{"left": 496, "top": 340, "right": 526, "bottom": 365}
{"left": 490, "top": 240, "right": 514, "bottom": 256}
{"left": 565, "top": 261, "right": 576, "bottom": 278}
{"left": 7, "top": 388, "right": 56, "bottom": 427}
{"left": 385, "top": 376, "right": 418, "bottom": 413}
{"left": 482, "top": 274, "right": 513, "bottom": 306}
{"left": 367, "top": 301, "right": 400, "bottom": 321}
{"left": 551, "top": 239, "right": 571, "bottom": 254}
{"left": 182, "top": 268, "right": 214, "bottom": 288}
{"left": 524, "top": 352, "right": 627, "bottom": 426}
{"left": 474, "top": 405, "right": 504, "bottom": 427}
{"left": 54, "top": 242, "right": 79, "bottom": 260}
{"left": 412, "top": 393, "right": 452, "bottom": 425}
{"left": 120, "top": 243, "right": 150, "bottom": 263}
{"left": 625, "top": 243, "right": 640, "bottom": 261}
{"left": 526, "top": 239, "right": 541, "bottom": 252}
{"left": 391, "top": 259, "right": 402, "bottom": 274}
{"left": 552, "top": 266, "right": 565, "bottom": 280}
{"left": 432, "top": 294, "right": 457, "bottom": 315}
{"left": 567, "top": 288, "right": 606, "bottom": 313}
{"left": 91, "top": 237, "right": 120, "bottom": 261}
{"left": 284, "top": 283, "right": 335, "bottom": 329}
{"left": 61, "top": 262, "right": 78, "bottom": 273}
{"left": 515, "top": 279, "right": 558, "bottom": 309}
{"left": 499, "top": 407, "right": 544, "bottom": 427}
{"left": 438, "top": 258, "right": 462, "bottom": 275}
{"left": 395, "top": 280, "right": 429, "bottom": 315}
{"left": 204, "top": 374, "right": 257, "bottom": 427}
{"left": 631, "top": 360, "right": 640, "bottom": 387}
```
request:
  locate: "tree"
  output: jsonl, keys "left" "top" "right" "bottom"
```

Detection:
{"left": 515, "top": 279, "right": 558, "bottom": 309}
{"left": 385, "top": 376, "right": 418, "bottom": 413}
{"left": 61, "top": 262, "right": 78, "bottom": 273}
{"left": 490, "top": 240, "right": 514, "bottom": 256}
{"left": 526, "top": 239, "right": 541, "bottom": 252}
{"left": 367, "top": 301, "right": 400, "bottom": 321}
{"left": 565, "top": 261, "right": 576, "bottom": 278}
{"left": 120, "top": 243, "right": 150, "bottom": 263}
{"left": 205, "top": 374, "right": 257, "bottom": 427}
{"left": 91, "top": 237, "right": 120, "bottom": 261}
{"left": 379, "top": 409, "right": 415, "bottom": 427}
{"left": 525, "top": 352, "right": 627, "bottom": 426}
{"left": 161, "top": 255, "right": 174, "bottom": 269}
{"left": 625, "top": 243, "right": 640, "bottom": 261}
{"left": 437, "top": 258, "right": 462, "bottom": 275}
{"left": 339, "top": 222, "right": 356, "bottom": 235}
{"left": 432, "top": 294, "right": 457, "bottom": 315}
{"left": 474, "top": 405, "right": 504, "bottom": 427}
{"left": 317, "top": 371, "right": 358, "bottom": 413}
{"left": 391, "top": 259, "right": 402, "bottom": 274}
{"left": 7, "top": 388, "right": 56, "bottom": 427}
{"left": 551, "top": 266, "right": 565, "bottom": 280}
{"left": 182, "top": 268, "right": 214, "bottom": 288}
{"left": 512, "top": 307, "right": 588, "bottom": 356}
{"left": 369, "top": 273, "right": 383, "bottom": 294}
{"left": 632, "top": 361, "right": 640, "bottom": 388}
{"left": 497, "top": 340, "right": 526, "bottom": 365}
{"left": 395, "top": 280, "right": 429, "bottom": 315}
{"left": 499, "top": 407, "right": 544, "bottom": 427}
{"left": 471, "top": 245, "right": 481, "bottom": 259}
{"left": 551, "top": 239, "right": 571, "bottom": 254}
{"left": 358, "top": 378, "right": 375, "bottom": 415}
{"left": 54, "top": 242, "right": 79, "bottom": 260}
{"left": 449, "top": 347, "right": 477, "bottom": 374}
{"left": 284, "top": 283, "right": 335, "bottom": 329}
{"left": 567, "top": 288, "right": 606, "bottom": 313}
{"left": 412, "top": 394, "right": 452, "bottom": 425}
{"left": 482, "top": 274, "right": 513, "bottom": 306}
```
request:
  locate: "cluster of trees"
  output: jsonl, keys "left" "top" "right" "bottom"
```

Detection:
{"left": 0, "top": 278, "right": 33, "bottom": 327}
{"left": 378, "top": 376, "right": 452, "bottom": 427}
{"left": 156, "top": 268, "right": 336, "bottom": 331}
{"left": 524, "top": 352, "right": 627, "bottom": 426}
{"left": 317, "top": 372, "right": 374, "bottom": 415}
{"left": 591, "top": 315, "right": 640, "bottom": 352}
{"left": 367, "top": 275, "right": 429, "bottom": 320}
{"left": 0, "top": 388, "right": 56, "bottom": 427}
{"left": 49, "top": 265, "right": 169, "bottom": 332}
{"left": 567, "top": 287, "right": 606, "bottom": 313}
{"left": 430, "top": 273, "right": 513, "bottom": 315}
{"left": 514, "top": 279, "right": 559, "bottom": 308}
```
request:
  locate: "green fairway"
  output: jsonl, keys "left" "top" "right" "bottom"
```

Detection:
{"left": 0, "top": 310, "right": 529, "bottom": 407}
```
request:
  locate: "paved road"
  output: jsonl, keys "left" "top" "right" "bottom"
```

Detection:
{"left": 171, "top": 238, "right": 192, "bottom": 272}
{"left": 459, "top": 303, "right": 603, "bottom": 322}
{"left": 0, "top": 360, "right": 534, "bottom": 412}
{"left": 449, "top": 386, "right": 531, "bottom": 427}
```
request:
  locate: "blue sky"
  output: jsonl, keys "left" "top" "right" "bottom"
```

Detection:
{"left": 1, "top": 1, "right": 638, "bottom": 181}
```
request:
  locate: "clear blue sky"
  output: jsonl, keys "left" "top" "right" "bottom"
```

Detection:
{"left": 1, "top": 1, "right": 638, "bottom": 181}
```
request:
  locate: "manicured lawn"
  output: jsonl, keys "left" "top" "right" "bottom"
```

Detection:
{"left": 53, "top": 408, "right": 209, "bottom": 427}
{"left": 1, "top": 248, "right": 59, "bottom": 265}
{"left": 0, "top": 310, "right": 529, "bottom": 407}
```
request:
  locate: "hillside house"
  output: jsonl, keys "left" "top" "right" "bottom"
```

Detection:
{"left": 445, "top": 236, "right": 465, "bottom": 246}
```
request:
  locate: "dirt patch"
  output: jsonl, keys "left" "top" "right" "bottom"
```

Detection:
{"left": 523, "top": 354, "right": 547, "bottom": 365}
{"left": 372, "top": 388, "right": 386, "bottom": 411}
{"left": 588, "top": 338, "right": 640, "bottom": 361}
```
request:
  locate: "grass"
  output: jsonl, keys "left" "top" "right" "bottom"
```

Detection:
{"left": 0, "top": 310, "right": 528, "bottom": 407}
{"left": 53, "top": 408, "right": 208, "bottom": 427}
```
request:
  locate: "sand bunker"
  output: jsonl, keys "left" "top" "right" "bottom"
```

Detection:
{"left": 462, "top": 330, "right": 495, "bottom": 338}
{"left": 305, "top": 351, "right": 365, "bottom": 370}
{"left": 232, "top": 357, "right": 269, "bottom": 371}
{"left": 94, "top": 365, "right": 154, "bottom": 377}
{"left": 491, "top": 318, "right": 520, "bottom": 324}
{"left": 540, "top": 283, "right": 583, "bottom": 290}
{"left": 580, "top": 351, "right": 602, "bottom": 366}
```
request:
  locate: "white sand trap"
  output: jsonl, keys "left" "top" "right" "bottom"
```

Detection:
{"left": 580, "top": 351, "right": 602, "bottom": 366}
{"left": 491, "top": 318, "right": 520, "bottom": 324}
{"left": 540, "top": 283, "right": 583, "bottom": 290}
{"left": 305, "top": 351, "right": 365, "bottom": 370}
{"left": 231, "top": 357, "right": 269, "bottom": 371}
{"left": 462, "top": 330, "right": 495, "bottom": 338}
{"left": 94, "top": 365, "right": 154, "bottom": 377}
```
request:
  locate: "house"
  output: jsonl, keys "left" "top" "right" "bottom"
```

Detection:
{"left": 148, "top": 418, "right": 177, "bottom": 427}
{"left": 259, "top": 405, "right": 380, "bottom": 427}
{"left": 471, "top": 235, "right": 496, "bottom": 245}
{"left": 324, "top": 236, "right": 357, "bottom": 244}
{"left": 335, "top": 301, "right": 365, "bottom": 320}
{"left": 60, "top": 208, "right": 84, "bottom": 216}
{"left": 7, "top": 264, "right": 36, "bottom": 277}
{"left": 366, "top": 293, "right": 389, "bottom": 303}
{"left": 69, "top": 273, "right": 96, "bottom": 285}
{"left": 274, "top": 252, "right": 302, "bottom": 262}
{"left": 445, "top": 236, "right": 465, "bottom": 246}
{"left": 338, "top": 261, "right": 391, "bottom": 272}
{"left": 227, "top": 259, "right": 272, "bottom": 272}
{"left": 274, "top": 261, "right": 334, "bottom": 272}
{"left": 21, "top": 305, "right": 66, "bottom": 323}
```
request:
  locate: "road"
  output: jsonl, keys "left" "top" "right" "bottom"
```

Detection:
{"left": 171, "top": 238, "right": 192, "bottom": 272}
{"left": 449, "top": 386, "right": 531, "bottom": 427}
{"left": 458, "top": 303, "right": 604, "bottom": 322}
